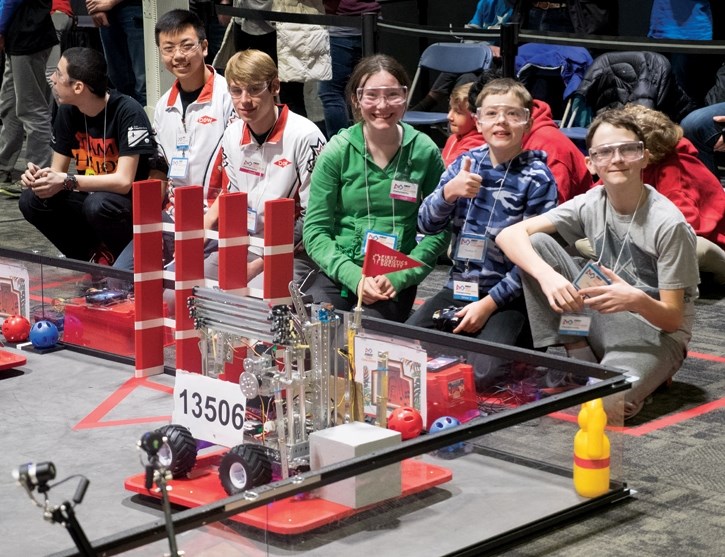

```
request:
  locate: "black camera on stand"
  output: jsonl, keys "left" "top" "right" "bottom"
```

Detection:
{"left": 138, "top": 430, "right": 183, "bottom": 556}
{"left": 12, "top": 461, "right": 94, "bottom": 556}
{"left": 432, "top": 306, "right": 461, "bottom": 333}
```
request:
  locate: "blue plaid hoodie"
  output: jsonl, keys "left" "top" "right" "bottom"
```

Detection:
{"left": 418, "top": 145, "right": 557, "bottom": 308}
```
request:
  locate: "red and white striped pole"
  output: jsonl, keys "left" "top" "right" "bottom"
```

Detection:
{"left": 132, "top": 179, "right": 166, "bottom": 378}
{"left": 172, "top": 185, "right": 205, "bottom": 374}
{"left": 262, "top": 198, "right": 294, "bottom": 305}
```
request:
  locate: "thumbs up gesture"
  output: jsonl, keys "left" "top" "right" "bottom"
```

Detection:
{"left": 443, "top": 156, "right": 482, "bottom": 202}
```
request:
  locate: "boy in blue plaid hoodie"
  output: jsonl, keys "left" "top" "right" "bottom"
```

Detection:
{"left": 408, "top": 78, "right": 556, "bottom": 387}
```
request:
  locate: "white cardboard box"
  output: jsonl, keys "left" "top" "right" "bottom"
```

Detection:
{"left": 309, "top": 421, "right": 402, "bottom": 508}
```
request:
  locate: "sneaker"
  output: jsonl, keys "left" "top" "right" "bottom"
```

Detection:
{"left": 0, "top": 173, "right": 21, "bottom": 198}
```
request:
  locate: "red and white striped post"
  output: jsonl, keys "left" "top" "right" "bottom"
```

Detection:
{"left": 132, "top": 180, "right": 166, "bottom": 378}
{"left": 263, "top": 198, "right": 294, "bottom": 305}
{"left": 172, "top": 186, "right": 205, "bottom": 374}
{"left": 217, "top": 192, "right": 249, "bottom": 293}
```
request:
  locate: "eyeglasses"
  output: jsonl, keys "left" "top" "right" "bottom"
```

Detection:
{"left": 228, "top": 81, "right": 270, "bottom": 99}
{"left": 356, "top": 86, "right": 408, "bottom": 107}
{"left": 160, "top": 41, "right": 201, "bottom": 57}
{"left": 588, "top": 141, "right": 644, "bottom": 165}
{"left": 476, "top": 105, "right": 530, "bottom": 125}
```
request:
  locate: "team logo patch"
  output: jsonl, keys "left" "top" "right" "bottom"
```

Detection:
{"left": 274, "top": 158, "right": 292, "bottom": 168}
{"left": 128, "top": 126, "right": 150, "bottom": 147}
{"left": 197, "top": 115, "right": 217, "bottom": 125}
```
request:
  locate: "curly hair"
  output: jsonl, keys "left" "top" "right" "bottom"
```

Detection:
{"left": 621, "top": 104, "right": 682, "bottom": 164}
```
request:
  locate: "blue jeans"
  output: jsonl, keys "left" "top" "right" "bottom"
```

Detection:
{"left": 680, "top": 102, "right": 725, "bottom": 176}
{"left": 98, "top": 2, "right": 146, "bottom": 105}
{"left": 319, "top": 35, "right": 362, "bottom": 138}
{"left": 19, "top": 189, "right": 133, "bottom": 260}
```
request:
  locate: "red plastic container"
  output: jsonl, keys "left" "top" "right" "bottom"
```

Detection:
{"left": 426, "top": 361, "right": 479, "bottom": 428}
{"left": 63, "top": 300, "right": 173, "bottom": 357}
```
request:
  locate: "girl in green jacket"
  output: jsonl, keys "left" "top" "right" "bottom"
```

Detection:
{"left": 301, "top": 54, "right": 450, "bottom": 321}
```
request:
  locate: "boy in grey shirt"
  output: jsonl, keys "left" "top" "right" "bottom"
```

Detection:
{"left": 496, "top": 108, "right": 699, "bottom": 422}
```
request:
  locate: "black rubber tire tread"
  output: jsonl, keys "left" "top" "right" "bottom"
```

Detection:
{"left": 219, "top": 443, "right": 274, "bottom": 495}
{"left": 156, "top": 424, "right": 197, "bottom": 478}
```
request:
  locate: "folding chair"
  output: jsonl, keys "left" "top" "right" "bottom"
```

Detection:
{"left": 403, "top": 42, "right": 494, "bottom": 127}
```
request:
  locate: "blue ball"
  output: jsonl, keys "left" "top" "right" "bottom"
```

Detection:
{"left": 429, "top": 416, "right": 461, "bottom": 433}
{"left": 29, "top": 320, "right": 59, "bottom": 349}
{"left": 429, "top": 416, "right": 464, "bottom": 453}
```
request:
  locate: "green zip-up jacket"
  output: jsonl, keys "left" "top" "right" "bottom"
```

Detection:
{"left": 303, "top": 122, "right": 450, "bottom": 296}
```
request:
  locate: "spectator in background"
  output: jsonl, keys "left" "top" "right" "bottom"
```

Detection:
{"left": 441, "top": 83, "right": 484, "bottom": 167}
{"left": 515, "top": 0, "right": 615, "bottom": 35}
{"left": 622, "top": 104, "right": 725, "bottom": 284}
{"left": 681, "top": 64, "right": 725, "bottom": 176}
{"left": 409, "top": 0, "right": 509, "bottom": 113}
{"left": 216, "top": 0, "right": 330, "bottom": 118}
{"left": 320, "top": 0, "right": 381, "bottom": 137}
{"left": 468, "top": 71, "right": 593, "bottom": 203}
{"left": 681, "top": 103, "right": 725, "bottom": 178}
{"left": 46, "top": 1, "right": 74, "bottom": 90}
{"left": 648, "top": 0, "right": 721, "bottom": 107}
{"left": 0, "top": 0, "right": 57, "bottom": 196}
{"left": 19, "top": 47, "right": 155, "bottom": 264}
{"left": 86, "top": 0, "right": 146, "bottom": 105}
{"left": 189, "top": 0, "right": 228, "bottom": 65}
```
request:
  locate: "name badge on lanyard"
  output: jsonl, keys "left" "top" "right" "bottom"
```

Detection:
{"left": 455, "top": 233, "right": 488, "bottom": 263}
{"left": 452, "top": 280, "right": 479, "bottom": 301}
{"left": 389, "top": 179, "right": 419, "bottom": 203}
{"left": 362, "top": 230, "right": 398, "bottom": 255}
{"left": 558, "top": 313, "right": 592, "bottom": 336}
{"left": 176, "top": 128, "right": 190, "bottom": 150}
{"left": 247, "top": 208, "right": 260, "bottom": 234}
{"left": 240, "top": 157, "right": 265, "bottom": 178}
{"left": 168, "top": 156, "right": 189, "bottom": 179}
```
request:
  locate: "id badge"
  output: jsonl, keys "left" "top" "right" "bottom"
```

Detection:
{"left": 176, "top": 128, "right": 190, "bottom": 150}
{"left": 455, "top": 233, "right": 487, "bottom": 262}
{"left": 573, "top": 261, "right": 611, "bottom": 291}
{"left": 452, "top": 280, "right": 479, "bottom": 301}
{"left": 362, "top": 230, "right": 398, "bottom": 255}
{"left": 247, "top": 208, "right": 260, "bottom": 234}
{"left": 240, "top": 157, "right": 265, "bottom": 177}
{"left": 558, "top": 313, "right": 592, "bottom": 336}
{"left": 168, "top": 157, "right": 189, "bottom": 179}
{"left": 390, "top": 180, "right": 419, "bottom": 202}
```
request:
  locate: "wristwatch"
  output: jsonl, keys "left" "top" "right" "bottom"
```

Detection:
{"left": 63, "top": 174, "right": 78, "bottom": 191}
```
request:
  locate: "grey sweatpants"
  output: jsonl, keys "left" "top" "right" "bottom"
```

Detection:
{"left": 0, "top": 48, "right": 53, "bottom": 173}
{"left": 523, "top": 233, "right": 688, "bottom": 421}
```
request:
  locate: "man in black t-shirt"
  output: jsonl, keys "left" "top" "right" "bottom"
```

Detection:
{"left": 19, "top": 47, "right": 155, "bottom": 263}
